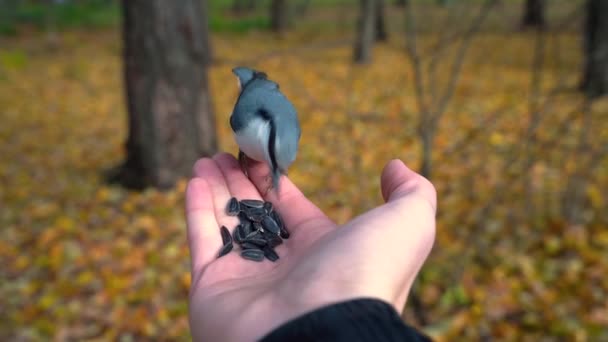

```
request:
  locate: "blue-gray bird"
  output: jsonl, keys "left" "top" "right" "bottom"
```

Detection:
{"left": 230, "top": 67, "right": 301, "bottom": 194}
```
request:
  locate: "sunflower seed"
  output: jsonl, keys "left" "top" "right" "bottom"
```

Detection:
{"left": 240, "top": 220, "right": 253, "bottom": 235}
{"left": 220, "top": 226, "right": 232, "bottom": 245}
{"left": 279, "top": 227, "right": 291, "bottom": 239}
{"left": 253, "top": 222, "right": 263, "bottom": 231}
{"left": 244, "top": 230, "right": 262, "bottom": 240}
{"left": 241, "top": 242, "right": 262, "bottom": 250}
{"left": 226, "top": 197, "right": 240, "bottom": 216}
{"left": 238, "top": 223, "right": 250, "bottom": 236}
{"left": 261, "top": 228, "right": 277, "bottom": 239}
{"left": 267, "top": 235, "right": 283, "bottom": 248}
{"left": 271, "top": 211, "right": 289, "bottom": 239}
{"left": 218, "top": 242, "right": 233, "bottom": 258}
{"left": 240, "top": 199, "right": 265, "bottom": 208}
{"left": 233, "top": 225, "right": 244, "bottom": 243}
{"left": 241, "top": 249, "right": 264, "bottom": 262}
{"left": 263, "top": 246, "right": 279, "bottom": 262}
{"left": 238, "top": 211, "right": 250, "bottom": 224}
{"left": 243, "top": 237, "right": 267, "bottom": 247}
{"left": 245, "top": 207, "right": 266, "bottom": 222}
{"left": 279, "top": 226, "right": 290, "bottom": 239}
{"left": 263, "top": 201, "right": 273, "bottom": 214}
{"left": 261, "top": 215, "right": 280, "bottom": 235}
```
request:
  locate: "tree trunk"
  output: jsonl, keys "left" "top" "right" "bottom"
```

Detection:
{"left": 375, "top": 0, "right": 388, "bottom": 42}
{"left": 270, "top": 0, "right": 289, "bottom": 33}
{"left": 521, "top": 0, "right": 545, "bottom": 29}
{"left": 110, "top": 0, "right": 217, "bottom": 190}
{"left": 581, "top": 0, "right": 608, "bottom": 98}
{"left": 354, "top": 0, "right": 376, "bottom": 64}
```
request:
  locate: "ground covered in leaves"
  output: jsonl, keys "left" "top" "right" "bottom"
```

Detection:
{"left": 1, "top": 2, "right": 607, "bottom": 341}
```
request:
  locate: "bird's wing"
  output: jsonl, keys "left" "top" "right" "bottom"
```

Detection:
{"left": 259, "top": 92, "right": 300, "bottom": 173}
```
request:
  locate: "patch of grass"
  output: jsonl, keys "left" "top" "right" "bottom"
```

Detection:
{"left": 0, "top": 0, "right": 119, "bottom": 36}
{"left": 0, "top": 0, "right": 357, "bottom": 36}
{"left": 211, "top": 15, "right": 270, "bottom": 33}
{"left": 0, "top": 50, "right": 28, "bottom": 71}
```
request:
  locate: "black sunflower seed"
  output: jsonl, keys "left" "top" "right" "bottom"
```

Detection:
{"left": 271, "top": 210, "right": 284, "bottom": 228}
{"left": 243, "top": 237, "right": 267, "bottom": 247}
{"left": 226, "top": 197, "right": 240, "bottom": 216}
{"left": 220, "top": 226, "right": 232, "bottom": 245}
{"left": 279, "top": 226, "right": 290, "bottom": 239}
{"left": 261, "top": 215, "right": 280, "bottom": 235}
{"left": 267, "top": 235, "right": 283, "bottom": 248}
{"left": 271, "top": 211, "right": 289, "bottom": 239}
{"left": 261, "top": 228, "right": 277, "bottom": 239}
{"left": 240, "top": 199, "right": 265, "bottom": 208}
{"left": 241, "top": 249, "right": 264, "bottom": 262}
{"left": 244, "top": 230, "right": 262, "bottom": 240}
{"left": 263, "top": 246, "right": 279, "bottom": 262}
{"left": 263, "top": 201, "right": 273, "bottom": 214}
{"left": 240, "top": 220, "right": 253, "bottom": 235}
{"left": 218, "top": 242, "right": 233, "bottom": 258}
{"left": 253, "top": 222, "right": 263, "bottom": 231}
{"left": 239, "top": 223, "right": 250, "bottom": 237}
{"left": 238, "top": 211, "right": 250, "bottom": 224}
{"left": 241, "top": 242, "right": 262, "bottom": 250}
{"left": 245, "top": 207, "right": 266, "bottom": 222}
{"left": 233, "top": 224, "right": 245, "bottom": 243}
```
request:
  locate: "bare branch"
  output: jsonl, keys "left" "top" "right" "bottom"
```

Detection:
{"left": 427, "top": 3, "right": 476, "bottom": 96}
{"left": 404, "top": 3, "right": 429, "bottom": 118}
{"left": 473, "top": 100, "right": 589, "bottom": 231}
{"left": 440, "top": 103, "right": 511, "bottom": 157}
{"left": 433, "top": 0, "right": 498, "bottom": 124}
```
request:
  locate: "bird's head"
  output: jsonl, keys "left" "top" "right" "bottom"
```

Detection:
{"left": 232, "top": 66, "right": 268, "bottom": 91}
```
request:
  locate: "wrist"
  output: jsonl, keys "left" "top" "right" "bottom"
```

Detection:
{"left": 260, "top": 298, "right": 429, "bottom": 342}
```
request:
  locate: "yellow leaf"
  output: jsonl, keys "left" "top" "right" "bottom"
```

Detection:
{"left": 489, "top": 132, "right": 504, "bottom": 146}
{"left": 587, "top": 185, "right": 603, "bottom": 208}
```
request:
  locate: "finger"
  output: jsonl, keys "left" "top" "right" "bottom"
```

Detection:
{"left": 247, "top": 161, "right": 335, "bottom": 234}
{"left": 377, "top": 159, "right": 436, "bottom": 253}
{"left": 381, "top": 159, "right": 437, "bottom": 213}
{"left": 378, "top": 159, "right": 436, "bottom": 307}
{"left": 185, "top": 177, "right": 221, "bottom": 275}
{"left": 193, "top": 157, "right": 237, "bottom": 227}
{"left": 213, "top": 152, "right": 263, "bottom": 201}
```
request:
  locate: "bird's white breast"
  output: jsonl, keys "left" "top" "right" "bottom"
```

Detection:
{"left": 234, "top": 116, "right": 270, "bottom": 163}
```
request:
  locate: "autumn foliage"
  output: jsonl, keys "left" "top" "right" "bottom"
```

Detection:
{"left": 1, "top": 1, "right": 607, "bottom": 340}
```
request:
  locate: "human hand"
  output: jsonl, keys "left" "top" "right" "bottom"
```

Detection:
{"left": 185, "top": 153, "right": 436, "bottom": 342}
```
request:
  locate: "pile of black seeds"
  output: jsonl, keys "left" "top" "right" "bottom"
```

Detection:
{"left": 217, "top": 197, "right": 289, "bottom": 262}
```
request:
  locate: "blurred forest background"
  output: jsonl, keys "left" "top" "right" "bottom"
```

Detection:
{"left": 1, "top": 0, "right": 607, "bottom": 340}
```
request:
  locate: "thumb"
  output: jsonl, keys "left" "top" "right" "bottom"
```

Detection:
{"left": 380, "top": 159, "right": 437, "bottom": 213}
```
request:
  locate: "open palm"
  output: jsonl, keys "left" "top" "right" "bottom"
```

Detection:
{"left": 185, "top": 153, "right": 436, "bottom": 342}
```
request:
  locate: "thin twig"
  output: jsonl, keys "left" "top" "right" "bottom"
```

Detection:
{"left": 404, "top": 3, "right": 429, "bottom": 119}
{"left": 440, "top": 103, "right": 511, "bottom": 157}
{"left": 433, "top": 0, "right": 497, "bottom": 124}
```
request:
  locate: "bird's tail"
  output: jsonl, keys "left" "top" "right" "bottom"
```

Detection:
{"left": 265, "top": 114, "right": 282, "bottom": 195}
{"left": 272, "top": 167, "right": 281, "bottom": 195}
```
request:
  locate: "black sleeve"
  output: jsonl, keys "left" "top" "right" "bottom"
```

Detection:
{"left": 259, "top": 298, "right": 432, "bottom": 342}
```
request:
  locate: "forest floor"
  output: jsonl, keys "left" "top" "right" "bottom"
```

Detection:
{"left": 1, "top": 1, "right": 607, "bottom": 341}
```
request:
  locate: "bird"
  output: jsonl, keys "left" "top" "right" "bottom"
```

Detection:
{"left": 229, "top": 66, "right": 301, "bottom": 195}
